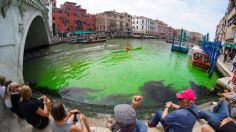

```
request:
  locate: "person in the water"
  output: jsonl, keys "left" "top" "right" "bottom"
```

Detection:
{"left": 125, "top": 44, "right": 131, "bottom": 51}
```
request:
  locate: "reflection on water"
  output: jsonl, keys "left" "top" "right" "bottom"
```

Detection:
{"left": 23, "top": 39, "right": 219, "bottom": 106}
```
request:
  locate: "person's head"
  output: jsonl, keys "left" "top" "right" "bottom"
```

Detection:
{"left": 0, "top": 75, "right": 6, "bottom": 86}
{"left": 233, "top": 86, "right": 236, "bottom": 93}
{"left": 176, "top": 88, "right": 196, "bottom": 107}
{"left": 20, "top": 85, "right": 32, "bottom": 101}
{"left": 114, "top": 104, "right": 136, "bottom": 131}
{"left": 9, "top": 82, "right": 20, "bottom": 92}
{"left": 51, "top": 101, "right": 67, "bottom": 121}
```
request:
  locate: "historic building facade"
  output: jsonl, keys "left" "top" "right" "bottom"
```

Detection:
{"left": 95, "top": 11, "right": 132, "bottom": 37}
{"left": 52, "top": 1, "right": 95, "bottom": 35}
{"left": 215, "top": 0, "right": 236, "bottom": 44}
{"left": 132, "top": 16, "right": 156, "bottom": 37}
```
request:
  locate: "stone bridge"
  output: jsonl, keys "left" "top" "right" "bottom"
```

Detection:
{"left": 0, "top": 0, "right": 50, "bottom": 83}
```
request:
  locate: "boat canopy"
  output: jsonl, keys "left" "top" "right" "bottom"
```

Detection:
{"left": 191, "top": 46, "right": 207, "bottom": 56}
{"left": 222, "top": 43, "right": 236, "bottom": 49}
{"left": 73, "top": 31, "right": 96, "bottom": 35}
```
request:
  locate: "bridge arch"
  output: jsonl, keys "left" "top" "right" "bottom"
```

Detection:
{"left": 18, "top": 12, "right": 49, "bottom": 82}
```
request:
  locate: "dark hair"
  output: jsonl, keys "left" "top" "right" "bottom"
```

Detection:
{"left": 4, "top": 80, "right": 12, "bottom": 99}
{"left": 5, "top": 80, "right": 12, "bottom": 88}
{"left": 0, "top": 75, "right": 6, "bottom": 86}
{"left": 51, "top": 101, "right": 67, "bottom": 121}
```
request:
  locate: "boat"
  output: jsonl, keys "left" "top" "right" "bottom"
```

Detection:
{"left": 189, "top": 46, "right": 210, "bottom": 71}
{"left": 171, "top": 28, "right": 188, "bottom": 54}
{"left": 77, "top": 37, "right": 110, "bottom": 44}
{"left": 68, "top": 38, "right": 77, "bottom": 44}
{"left": 112, "top": 47, "right": 142, "bottom": 53}
{"left": 171, "top": 40, "right": 188, "bottom": 53}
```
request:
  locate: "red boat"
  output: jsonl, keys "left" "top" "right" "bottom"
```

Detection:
{"left": 189, "top": 46, "right": 210, "bottom": 71}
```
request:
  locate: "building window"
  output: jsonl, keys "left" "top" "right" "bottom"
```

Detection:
{"left": 142, "top": 26, "right": 143, "bottom": 29}
{"left": 137, "top": 21, "right": 138, "bottom": 24}
{"left": 136, "top": 26, "right": 138, "bottom": 29}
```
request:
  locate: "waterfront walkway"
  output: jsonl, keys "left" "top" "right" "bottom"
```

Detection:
{"left": 216, "top": 54, "right": 233, "bottom": 77}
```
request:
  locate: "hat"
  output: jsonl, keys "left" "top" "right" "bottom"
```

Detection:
{"left": 114, "top": 104, "right": 136, "bottom": 127}
{"left": 176, "top": 88, "right": 196, "bottom": 101}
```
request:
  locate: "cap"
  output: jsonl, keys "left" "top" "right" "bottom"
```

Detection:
{"left": 176, "top": 88, "right": 196, "bottom": 101}
{"left": 114, "top": 104, "right": 136, "bottom": 127}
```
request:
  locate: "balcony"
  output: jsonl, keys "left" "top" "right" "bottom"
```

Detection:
{"left": 228, "top": 13, "right": 236, "bottom": 27}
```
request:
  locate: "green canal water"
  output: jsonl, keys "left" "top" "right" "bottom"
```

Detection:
{"left": 23, "top": 39, "right": 218, "bottom": 106}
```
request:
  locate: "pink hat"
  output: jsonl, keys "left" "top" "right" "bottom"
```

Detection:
{"left": 176, "top": 88, "right": 196, "bottom": 101}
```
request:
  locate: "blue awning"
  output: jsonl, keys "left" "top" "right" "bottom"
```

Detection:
{"left": 73, "top": 31, "right": 96, "bottom": 35}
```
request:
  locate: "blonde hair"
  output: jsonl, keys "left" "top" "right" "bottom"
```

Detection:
{"left": 20, "top": 85, "right": 32, "bottom": 101}
{"left": 9, "top": 82, "right": 19, "bottom": 92}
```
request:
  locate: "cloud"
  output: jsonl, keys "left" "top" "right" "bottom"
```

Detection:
{"left": 56, "top": 0, "right": 227, "bottom": 41}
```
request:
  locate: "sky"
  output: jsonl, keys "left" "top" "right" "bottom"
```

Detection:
{"left": 56, "top": 0, "right": 228, "bottom": 41}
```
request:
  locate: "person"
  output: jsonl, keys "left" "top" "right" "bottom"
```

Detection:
{"left": 198, "top": 100, "right": 236, "bottom": 132}
{"left": 125, "top": 44, "right": 131, "bottom": 51}
{"left": 3, "top": 81, "right": 13, "bottom": 109}
{"left": 50, "top": 101, "right": 90, "bottom": 132}
{"left": 10, "top": 82, "right": 24, "bottom": 118}
{"left": 223, "top": 49, "right": 229, "bottom": 63}
{"left": 19, "top": 85, "right": 50, "bottom": 129}
{"left": 0, "top": 75, "right": 6, "bottom": 99}
{"left": 221, "top": 86, "right": 236, "bottom": 118}
{"left": 148, "top": 88, "right": 198, "bottom": 132}
{"left": 231, "top": 55, "right": 236, "bottom": 71}
{"left": 231, "top": 68, "right": 236, "bottom": 85}
{"left": 106, "top": 95, "right": 147, "bottom": 132}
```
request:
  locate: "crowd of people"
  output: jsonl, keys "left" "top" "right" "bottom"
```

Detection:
{"left": 1, "top": 74, "right": 236, "bottom": 132}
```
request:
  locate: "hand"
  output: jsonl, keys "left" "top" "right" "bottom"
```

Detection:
{"left": 221, "top": 93, "right": 228, "bottom": 97}
{"left": 224, "top": 89, "right": 229, "bottom": 93}
{"left": 69, "top": 109, "right": 79, "bottom": 114}
{"left": 132, "top": 96, "right": 143, "bottom": 106}
{"left": 165, "top": 101, "right": 172, "bottom": 108}
{"left": 79, "top": 114, "right": 85, "bottom": 122}
{"left": 38, "top": 95, "right": 45, "bottom": 100}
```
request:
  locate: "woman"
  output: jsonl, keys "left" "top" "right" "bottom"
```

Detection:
{"left": 50, "top": 101, "right": 90, "bottom": 132}
{"left": 0, "top": 75, "right": 6, "bottom": 99}
{"left": 10, "top": 82, "right": 24, "bottom": 118}
{"left": 3, "top": 81, "right": 13, "bottom": 109}
{"left": 19, "top": 85, "right": 50, "bottom": 129}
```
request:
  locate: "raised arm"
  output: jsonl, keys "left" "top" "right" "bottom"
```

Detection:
{"left": 131, "top": 95, "right": 143, "bottom": 110}
{"left": 161, "top": 101, "right": 172, "bottom": 119}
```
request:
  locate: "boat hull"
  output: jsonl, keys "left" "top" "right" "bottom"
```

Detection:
{"left": 189, "top": 57, "right": 210, "bottom": 71}
{"left": 112, "top": 47, "right": 142, "bottom": 53}
{"left": 171, "top": 44, "right": 188, "bottom": 54}
{"left": 189, "top": 46, "right": 210, "bottom": 71}
{"left": 77, "top": 37, "right": 110, "bottom": 44}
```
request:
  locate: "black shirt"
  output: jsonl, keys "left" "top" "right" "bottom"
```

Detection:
{"left": 19, "top": 97, "right": 48, "bottom": 128}
{"left": 215, "top": 121, "right": 236, "bottom": 132}
{"left": 11, "top": 92, "right": 24, "bottom": 118}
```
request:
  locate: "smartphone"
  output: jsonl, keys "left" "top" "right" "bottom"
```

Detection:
{"left": 73, "top": 112, "right": 80, "bottom": 123}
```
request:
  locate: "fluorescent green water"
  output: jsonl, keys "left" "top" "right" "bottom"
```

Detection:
{"left": 23, "top": 39, "right": 218, "bottom": 105}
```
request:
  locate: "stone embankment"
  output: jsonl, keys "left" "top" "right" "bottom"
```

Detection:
{"left": 0, "top": 98, "right": 217, "bottom": 132}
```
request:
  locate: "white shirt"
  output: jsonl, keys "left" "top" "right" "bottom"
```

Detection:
{"left": 0, "top": 86, "right": 6, "bottom": 99}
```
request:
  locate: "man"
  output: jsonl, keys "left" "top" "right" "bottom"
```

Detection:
{"left": 199, "top": 100, "right": 236, "bottom": 132}
{"left": 106, "top": 95, "right": 147, "bottom": 132}
{"left": 148, "top": 88, "right": 198, "bottom": 132}
{"left": 221, "top": 86, "right": 236, "bottom": 118}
